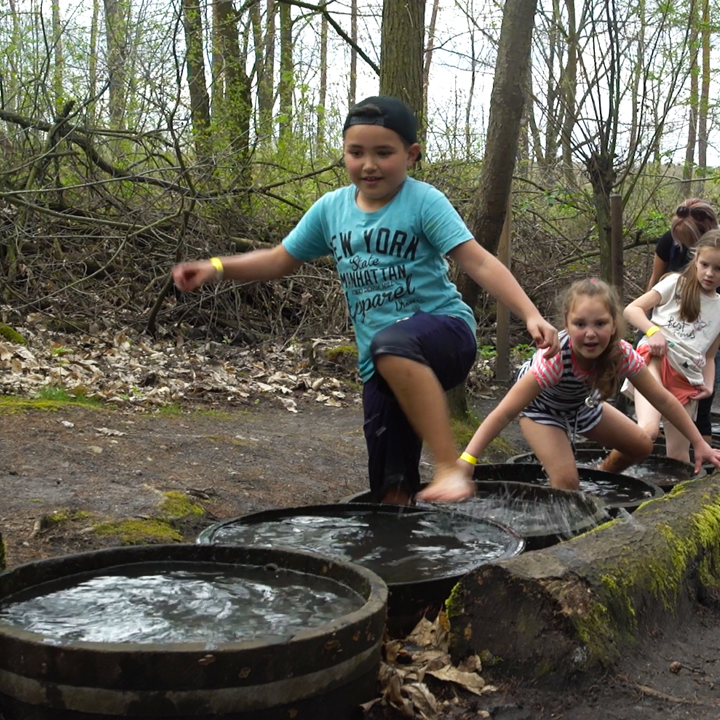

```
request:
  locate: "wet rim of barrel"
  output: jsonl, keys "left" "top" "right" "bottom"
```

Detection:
{"left": 0, "top": 544, "right": 388, "bottom": 652}
{"left": 196, "top": 503, "right": 526, "bottom": 587}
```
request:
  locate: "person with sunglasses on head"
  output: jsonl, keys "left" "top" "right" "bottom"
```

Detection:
{"left": 646, "top": 200, "right": 718, "bottom": 290}
{"left": 643, "top": 199, "right": 719, "bottom": 444}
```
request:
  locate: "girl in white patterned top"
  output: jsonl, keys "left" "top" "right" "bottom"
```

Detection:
{"left": 421, "top": 279, "right": 720, "bottom": 501}
{"left": 625, "top": 230, "right": 720, "bottom": 464}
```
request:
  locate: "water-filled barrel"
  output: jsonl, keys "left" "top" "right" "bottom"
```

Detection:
{"left": 477, "top": 462, "right": 663, "bottom": 510}
{"left": 0, "top": 544, "right": 387, "bottom": 720}
{"left": 343, "top": 482, "right": 609, "bottom": 551}
{"left": 507, "top": 449, "right": 703, "bottom": 489}
{"left": 197, "top": 503, "right": 524, "bottom": 635}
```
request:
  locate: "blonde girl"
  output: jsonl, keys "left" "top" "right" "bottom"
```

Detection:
{"left": 625, "top": 230, "right": 720, "bottom": 463}
{"left": 420, "top": 279, "right": 720, "bottom": 502}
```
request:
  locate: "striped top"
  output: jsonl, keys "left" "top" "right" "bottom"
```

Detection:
{"left": 524, "top": 331, "right": 644, "bottom": 410}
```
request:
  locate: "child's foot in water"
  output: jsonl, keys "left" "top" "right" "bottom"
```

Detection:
{"left": 417, "top": 468, "right": 474, "bottom": 502}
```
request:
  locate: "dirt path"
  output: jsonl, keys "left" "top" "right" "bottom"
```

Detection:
{"left": 1, "top": 396, "right": 720, "bottom": 720}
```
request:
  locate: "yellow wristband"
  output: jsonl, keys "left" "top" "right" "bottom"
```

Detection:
{"left": 645, "top": 326, "right": 661, "bottom": 338}
{"left": 460, "top": 452, "right": 478, "bottom": 466}
{"left": 209, "top": 256, "right": 224, "bottom": 281}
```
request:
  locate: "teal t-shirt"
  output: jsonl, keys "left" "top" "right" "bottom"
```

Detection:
{"left": 283, "top": 177, "right": 477, "bottom": 381}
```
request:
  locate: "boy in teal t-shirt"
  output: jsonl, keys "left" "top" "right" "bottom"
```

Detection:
{"left": 173, "top": 95, "right": 558, "bottom": 504}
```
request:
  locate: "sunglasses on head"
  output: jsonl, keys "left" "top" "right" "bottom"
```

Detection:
{"left": 676, "top": 205, "right": 712, "bottom": 223}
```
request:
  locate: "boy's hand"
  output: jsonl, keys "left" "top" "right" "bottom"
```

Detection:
{"left": 172, "top": 261, "right": 217, "bottom": 292}
{"left": 417, "top": 466, "right": 475, "bottom": 503}
{"left": 527, "top": 317, "right": 559, "bottom": 359}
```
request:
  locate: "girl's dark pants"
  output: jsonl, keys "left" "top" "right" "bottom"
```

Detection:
{"left": 362, "top": 312, "right": 477, "bottom": 502}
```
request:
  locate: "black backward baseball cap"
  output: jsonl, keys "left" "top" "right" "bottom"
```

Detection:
{"left": 343, "top": 96, "right": 420, "bottom": 148}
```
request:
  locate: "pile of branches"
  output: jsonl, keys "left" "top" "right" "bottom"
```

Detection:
{"left": 0, "top": 104, "right": 349, "bottom": 345}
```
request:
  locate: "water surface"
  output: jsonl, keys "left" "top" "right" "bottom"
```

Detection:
{"left": 0, "top": 562, "right": 363, "bottom": 644}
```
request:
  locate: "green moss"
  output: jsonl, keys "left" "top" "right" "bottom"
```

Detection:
{"left": 0, "top": 396, "right": 106, "bottom": 413}
{"left": 35, "top": 386, "right": 103, "bottom": 407}
{"left": 194, "top": 409, "right": 233, "bottom": 420}
{"left": 157, "top": 403, "right": 183, "bottom": 416}
{"left": 573, "top": 487, "right": 720, "bottom": 665}
{"left": 46, "top": 509, "right": 93, "bottom": 526}
{"left": 0, "top": 323, "right": 26, "bottom": 344}
{"left": 160, "top": 491, "right": 205, "bottom": 519}
{"left": 94, "top": 518, "right": 183, "bottom": 544}
{"left": 444, "top": 582, "right": 464, "bottom": 618}
{"left": 325, "top": 344, "right": 357, "bottom": 359}
{"left": 451, "top": 409, "right": 515, "bottom": 459}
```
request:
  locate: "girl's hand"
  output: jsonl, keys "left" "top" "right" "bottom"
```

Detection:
{"left": 172, "top": 261, "right": 217, "bottom": 291}
{"left": 692, "top": 384, "right": 714, "bottom": 400}
{"left": 691, "top": 440, "right": 720, "bottom": 474}
{"left": 527, "top": 317, "right": 560, "bottom": 359}
{"left": 646, "top": 331, "right": 668, "bottom": 357}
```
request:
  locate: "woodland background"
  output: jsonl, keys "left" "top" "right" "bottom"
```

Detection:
{"left": 1, "top": 0, "right": 719, "bottom": 363}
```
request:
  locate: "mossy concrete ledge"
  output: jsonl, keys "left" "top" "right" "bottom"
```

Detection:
{"left": 448, "top": 474, "right": 720, "bottom": 686}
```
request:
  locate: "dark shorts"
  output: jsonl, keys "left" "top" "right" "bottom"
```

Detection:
{"left": 362, "top": 312, "right": 477, "bottom": 501}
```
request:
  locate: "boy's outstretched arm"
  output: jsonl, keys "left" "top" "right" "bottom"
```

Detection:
{"left": 173, "top": 246, "right": 303, "bottom": 291}
{"left": 449, "top": 241, "right": 559, "bottom": 358}
{"left": 630, "top": 366, "right": 720, "bottom": 473}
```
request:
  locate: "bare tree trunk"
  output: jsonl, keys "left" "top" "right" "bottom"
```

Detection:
{"left": 348, "top": 0, "right": 357, "bottom": 107}
{"left": 697, "top": 0, "right": 710, "bottom": 192}
{"left": 278, "top": 0, "right": 293, "bottom": 144}
{"left": 316, "top": 12, "right": 328, "bottom": 150}
{"left": 682, "top": 1, "right": 699, "bottom": 194}
{"left": 628, "top": 0, "right": 645, "bottom": 159}
{"left": 88, "top": 0, "right": 100, "bottom": 124}
{"left": 464, "top": 29, "right": 477, "bottom": 160}
{"left": 422, "top": 0, "right": 440, "bottom": 142}
{"left": 379, "top": 0, "right": 425, "bottom": 122}
{"left": 458, "top": 0, "right": 539, "bottom": 311}
{"left": 51, "top": 0, "right": 64, "bottom": 113}
{"left": 253, "top": 0, "right": 276, "bottom": 140}
{"left": 180, "top": 0, "right": 211, "bottom": 160}
{"left": 540, "top": 0, "right": 561, "bottom": 177}
{"left": 211, "top": 2, "right": 224, "bottom": 120}
{"left": 560, "top": 0, "right": 577, "bottom": 188}
{"left": 215, "top": 0, "right": 252, "bottom": 191}
{"left": 103, "top": 0, "right": 130, "bottom": 130}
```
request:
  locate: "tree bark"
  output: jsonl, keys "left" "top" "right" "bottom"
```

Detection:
{"left": 379, "top": 0, "right": 425, "bottom": 120}
{"left": 697, "top": 0, "right": 710, "bottom": 191}
{"left": 180, "top": 0, "right": 211, "bottom": 161}
{"left": 103, "top": 0, "right": 130, "bottom": 130}
{"left": 458, "top": 0, "right": 538, "bottom": 311}
{"left": 317, "top": 12, "right": 328, "bottom": 150}
{"left": 348, "top": 0, "right": 357, "bottom": 107}
{"left": 278, "top": 0, "right": 293, "bottom": 144}
{"left": 682, "top": 1, "right": 699, "bottom": 194}
{"left": 449, "top": 476, "right": 720, "bottom": 686}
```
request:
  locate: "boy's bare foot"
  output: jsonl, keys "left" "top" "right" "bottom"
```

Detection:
{"left": 381, "top": 485, "right": 413, "bottom": 505}
{"left": 416, "top": 471, "right": 474, "bottom": 502}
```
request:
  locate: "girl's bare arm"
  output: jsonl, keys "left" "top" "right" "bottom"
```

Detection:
{"left": 461, "top": 372, "right": 543, "bottom": 464}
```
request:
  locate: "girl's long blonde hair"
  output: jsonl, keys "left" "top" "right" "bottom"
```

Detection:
{"left": 677, "top": 229, "right": 720, "bottom": 322}
{"left": 561, "top": 279, "right": 626, "bottom": 400}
